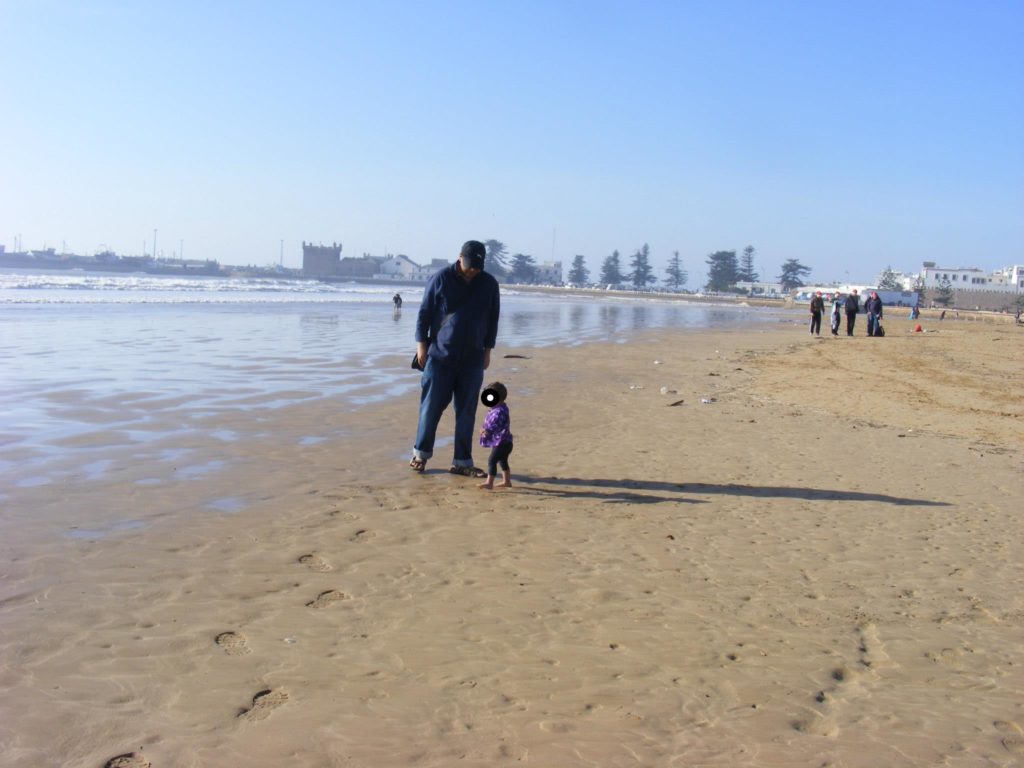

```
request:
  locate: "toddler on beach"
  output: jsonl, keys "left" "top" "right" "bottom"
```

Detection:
{"left": 478, "top": 381, "right": 513, "bottom": 489}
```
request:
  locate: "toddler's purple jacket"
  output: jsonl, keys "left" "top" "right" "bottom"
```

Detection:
{"left": 479, "top": 403, "right": 512, "bottom": 447}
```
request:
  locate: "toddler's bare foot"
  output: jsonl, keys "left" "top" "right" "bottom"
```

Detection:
{"left": 478, "top": 481, "right": 494, "bottom": 490}
{"left": 499, "top": 480, "right": 512, "bottom": 487}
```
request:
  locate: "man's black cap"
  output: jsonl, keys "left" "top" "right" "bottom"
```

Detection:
{"left": 460, "top": 240, "right": 486, "bottom": 270}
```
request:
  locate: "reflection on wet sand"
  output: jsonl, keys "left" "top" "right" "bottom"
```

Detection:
{"left": 1, "top": 294, "right": 780, "bottom": 492}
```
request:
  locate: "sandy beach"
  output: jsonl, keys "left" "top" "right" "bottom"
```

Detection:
{"left": 1, "top": 314, "right": 1022, "bottom": 767}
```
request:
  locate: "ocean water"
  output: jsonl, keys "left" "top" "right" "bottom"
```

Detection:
{"left": 0, "top": 269, "right": 782, "bottom": 496}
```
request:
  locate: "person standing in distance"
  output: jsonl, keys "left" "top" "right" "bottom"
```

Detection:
{"left": 864, "top": 290, "right": 884, "bottom": 337}
{"left": 844, "top": 289, "right": 860, "bottom": 336}
{"left": 809, "top": 290, "right": 825, "bottom": 336}
{"left": 409, "top": 240, "right": 500, "bottom": 477}
{"left": 830, "top": 292, "right": 843, "bottom": 336}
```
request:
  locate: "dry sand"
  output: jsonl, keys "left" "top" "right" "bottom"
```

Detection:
{"left": 1, "top": 315, "right": 1022, "bottom": 767}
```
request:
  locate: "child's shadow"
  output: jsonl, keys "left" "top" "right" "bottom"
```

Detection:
{"left": 517, "top": 476, "right": 948, "bottom": 507}
{"left": 516, "top": 476, "right": 705, "bottom": 505}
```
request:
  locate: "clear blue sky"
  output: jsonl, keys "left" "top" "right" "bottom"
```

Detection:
{"left": 2, "top": 0, "right": 1022, "bottom": 285}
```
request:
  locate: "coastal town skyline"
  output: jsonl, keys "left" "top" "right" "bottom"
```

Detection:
{"left": 2, "top": 2, "right": 1021, "bottom": 285}
{"left": 6, "top": 239, "right": 1022, "bottom": 305}
{"left": 0, "top": 234, "right": 970, "bottom": 287}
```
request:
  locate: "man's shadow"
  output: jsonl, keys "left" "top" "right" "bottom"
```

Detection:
{"left": 516, "top": 476, "right": 950, "bottom": 507}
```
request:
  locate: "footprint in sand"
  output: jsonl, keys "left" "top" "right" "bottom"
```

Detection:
{"left": 539, "top": 720, "right": 578, "bottom": 733}
{"left": 350, "top": 528, "right": 376, "bottom": 543}
{"left": 925, "top": 646, "right": 967, "bottom": 669}
{"left": 994, "top": 721, "right": 1024, "bottom": 755}
{"left": 791, "top": 711, "right": 839, "bottom": 737}
{"left": 215, "top": 631, "right": 251, "bottom": 656}
{"left": 857, "top": 622, "right": 894, "bottom": 668}
{"left": 306, "top": 589, "right": 349, "bottom": 608}
{"left": 238, "top": 688, "right": 288, "bottom": 722}
{"left": 105, "top": 754, "right": 151, "bottom": 768}
{"left": 298, "top": 553, "right": 332, "bottom": 572}
{"left": 795, "top": 623, "right": 896, "bottom": 739}
{"left": 792, "top": 663, "right": 862, "bottom": 737}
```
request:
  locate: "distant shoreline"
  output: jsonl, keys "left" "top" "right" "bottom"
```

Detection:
{"left": 3, "top": 263, "right": 1015, "bottom": 322}
{"left": 504, "top": 283, "right": 790, "bottom": 309}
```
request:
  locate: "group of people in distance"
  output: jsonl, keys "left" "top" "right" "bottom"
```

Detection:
{"left": 809, "top": 288, "right": 885, "bottom": 338}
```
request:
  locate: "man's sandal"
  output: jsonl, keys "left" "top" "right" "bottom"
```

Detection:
{"left": 449, "top": 465, "right": 486, "bottom": 478}
{"left": 409, "top": 458, "right": 426, "bottom": 472}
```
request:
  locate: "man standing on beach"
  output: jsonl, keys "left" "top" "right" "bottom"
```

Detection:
{"left": 409, "top": 240, "right": 500, "bottom": 477}
{"left": 864, "top": 290, "right": 884, "bottom": 336}
{"left": 809, "top": 291, "right": 825, "bottom": 336}
{"left": 844, "top": 289, "right": 860, "bottom": 336}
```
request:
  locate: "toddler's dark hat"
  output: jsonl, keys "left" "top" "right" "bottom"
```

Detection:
{"left": 460, "top": 240, "right": 486, "bottom": 270}
{"left": 482, "top": 381, "right": 507, "bottom": 406}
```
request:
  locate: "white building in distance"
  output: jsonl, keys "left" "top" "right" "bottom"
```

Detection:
{"left": 302, "top": 247, "right": 562, "bottom": 284}
{"left": 918, "top": 262, "right": 1024, "bottom": 293}
{"left": 376, "top": 254, "right": 420, "bottom": 280}
{"left": 734, "top": 280, "right": 785, "bottom": 296}
{"left": 412, "top": 259, "right": 450, "bottom": 281}
{"left": 534, "top": 261, "right": 563, "bottom": 284}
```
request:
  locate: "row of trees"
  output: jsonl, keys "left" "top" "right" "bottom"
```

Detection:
{"left": 590, "top": 245, "right": 812, "bottom": 293}
{"left": 704, "top": 247, "right": 760, "bottom": 290}
{"left": 483, "top": 240, "right": 543, "bottom": 283}
{"left": 704, "top": 247, "right": 812, "bottom": 292}
{"left": 566, "top": 245, "right": 690, "bottom": 290}
{"left": 487, "top": 239, "right": 685, "bottom": 289}
{"left": 488, "top": 238, "right": 814, "bottom": 293}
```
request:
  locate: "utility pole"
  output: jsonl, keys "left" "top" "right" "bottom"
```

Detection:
{"left": 180, "top": 239, "right": 184, "bottom": 261}
{"left": 280, "top": 239, "right": 284, "bottom": 267}
{"left": 153, "top": 229, "right": 158, "bottom": 260}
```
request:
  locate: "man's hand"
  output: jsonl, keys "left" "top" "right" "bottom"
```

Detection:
{"left": 416, "top": 342, "right": 428, "bottom": 369}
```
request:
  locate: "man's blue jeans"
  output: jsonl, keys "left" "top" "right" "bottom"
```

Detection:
{"left": 413, "top": 357, "right": 484, "bottom": 467}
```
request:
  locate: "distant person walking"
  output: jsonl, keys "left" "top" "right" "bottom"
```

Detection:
{"left": 843, "top": 290, "right": 860, "bottom": 335}
{"left": 865, "top": 291, "right": 884, "bottom": 337}
{"left": 478, "top": 381, "right": 513, "bottom": 490}
{"left": 392, "top": 293, "right": 403, "bottom": 310}
{"left": 844, "top": 289, "right": 860, "bottom": 336}
{"left": 809, "top": 291, "right": 825, "bottom": 336}
{"left": 830, "top": 292, "right": 843, "bottom": 336}
{"left": 409, "top": 240, "right": 500, "bottom": 477}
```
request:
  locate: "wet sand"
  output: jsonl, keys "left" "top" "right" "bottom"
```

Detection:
{"left": 1, "top": 316, "right": 1022, "bottom": 767}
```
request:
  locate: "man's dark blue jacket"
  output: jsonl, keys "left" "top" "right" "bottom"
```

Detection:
{"left": 416, "top": 263, "right": 500, "bottom": 369}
